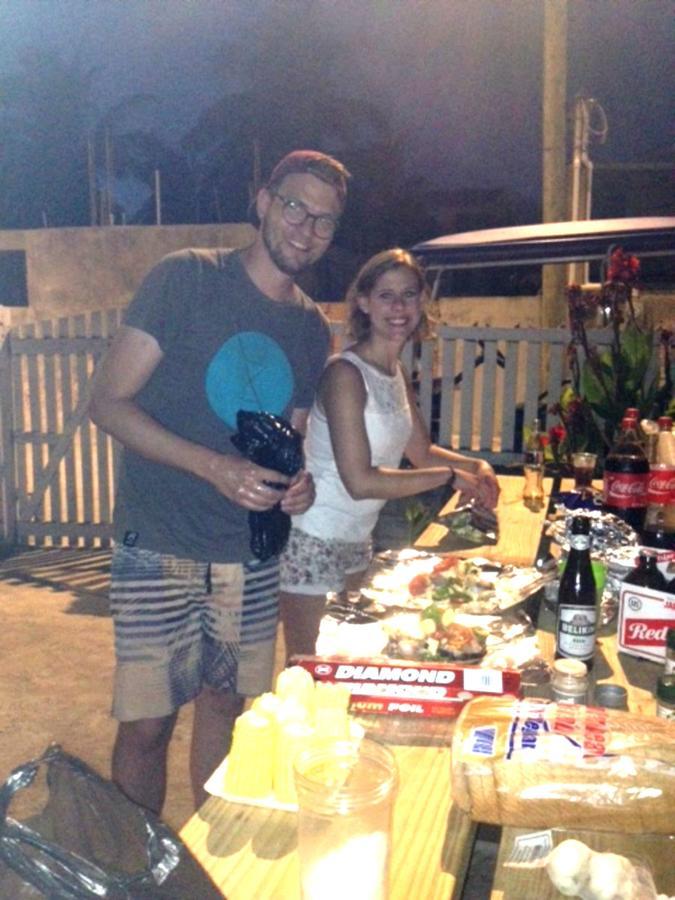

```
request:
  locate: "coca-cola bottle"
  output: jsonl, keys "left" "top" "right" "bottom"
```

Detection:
{"left": 642, "top": 455, "right": 675, "bottom": 551}
{"left": 556, "top": 516, "right": 598, "bottom": 670}
{"left": 603, "top": 416, "right": 649, "bottom": 532}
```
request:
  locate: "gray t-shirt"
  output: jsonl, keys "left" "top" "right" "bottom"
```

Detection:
{"left": 113, "top": 248, "right": 331, "bottom": 562}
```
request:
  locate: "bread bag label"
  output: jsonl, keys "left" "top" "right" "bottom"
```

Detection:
{"left": 463, "top": 700, "right": 610, "bottom": 763}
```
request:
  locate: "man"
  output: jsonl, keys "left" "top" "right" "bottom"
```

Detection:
{"left": 89, "top": 150, "right": 350, "bottom": 814}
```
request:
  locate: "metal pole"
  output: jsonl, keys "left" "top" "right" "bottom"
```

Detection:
{"left": 155, "top": 169, "right": 162, "bottom": 225}
{"left": 541, "top": 0, "right": 568, "bottom": 327}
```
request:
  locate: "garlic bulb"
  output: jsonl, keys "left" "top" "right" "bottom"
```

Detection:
{"left": 546, "top": 839, "right": 593, "bottom": 897}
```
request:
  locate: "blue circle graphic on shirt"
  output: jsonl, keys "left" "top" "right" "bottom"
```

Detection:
{"left": 205, "top": 331, "right": 293, "bottom": 428}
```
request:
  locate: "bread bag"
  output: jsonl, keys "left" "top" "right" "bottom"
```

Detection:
{"left": 451, "top": 696, "right": 675, "bottom": 832}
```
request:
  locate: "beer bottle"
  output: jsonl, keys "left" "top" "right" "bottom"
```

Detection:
{"left": 623, "top": 551, "right": 668, "bottom": 591}
{"left": 556, "top": 516, "right": 598, "bottom": 670}
{"left": 523, "top": 419, "right": 545, "bottom": 507}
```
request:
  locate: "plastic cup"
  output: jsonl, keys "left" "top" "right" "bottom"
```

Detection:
{"left": 571, "top": 452, "right": 597, "bottom": 494}
{"left": 294, "top": 738, "right": 398, "bottom": 900}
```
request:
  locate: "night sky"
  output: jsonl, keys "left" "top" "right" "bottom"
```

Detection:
{"left": 1, "top": 0, "right": 673, "bottom": 212}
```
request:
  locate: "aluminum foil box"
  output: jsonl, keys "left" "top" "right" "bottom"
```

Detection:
{"left": 292, "top": 655, "right": 522, "bottom": 718}
{"left": 618, "top": 582, "right": 675, "bottom": 662}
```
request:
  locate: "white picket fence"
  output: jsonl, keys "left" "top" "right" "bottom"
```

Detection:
{"left": 0, "top": 312, "right": 621, "bottom": 549}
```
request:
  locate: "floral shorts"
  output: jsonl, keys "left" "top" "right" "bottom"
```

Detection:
{"left": 280, "top": 527, "right": 372, "bottom": 595}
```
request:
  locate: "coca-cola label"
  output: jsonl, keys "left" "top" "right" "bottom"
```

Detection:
{"left": 618, "top": 583, "right": 675, "bottom": 662}
{"left": 647, "top": 466, "right": 675, "bottom": 504}
{"left": 603, "top": 471, "right": 648, "bottom": 508}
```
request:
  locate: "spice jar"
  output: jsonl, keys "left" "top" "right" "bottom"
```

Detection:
{"left": 551, "top": 658, "right": 588, "bottom": 704}
{"left": 656, "top": 673, "right": 675, "bottom": 720}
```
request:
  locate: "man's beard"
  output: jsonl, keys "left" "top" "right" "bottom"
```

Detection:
{"left": 262, "top": 218, "right": 315, "bottom": 277}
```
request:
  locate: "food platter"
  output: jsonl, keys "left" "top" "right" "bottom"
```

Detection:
{"left": 362, "top": 552, "right": 551, "bottom": 615}
{"left": 319, "top": 549, "right": 551, "bottom": 670}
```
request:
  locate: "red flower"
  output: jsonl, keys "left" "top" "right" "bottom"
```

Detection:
{"left": 607, "top": 247, "right": 640, "bottom": 285}
{"left": 548, "top": 425, "right": 566, "bottom": 446}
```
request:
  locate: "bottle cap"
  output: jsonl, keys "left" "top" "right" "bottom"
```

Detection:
{"left": 593, "top": 683, "right": 628, "bottom": 709}
{"left": 667, "top": 627, "right": 675, "bottom": 653}
{"left": 570, "top": 515, "right": 590, "bottom": 535}
{"left": 656, "top": 674, "right": 675, "bottom": 704}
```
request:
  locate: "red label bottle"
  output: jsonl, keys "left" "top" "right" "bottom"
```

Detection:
{"left": 603, "top": 417, "right": 649, "bottom": 532}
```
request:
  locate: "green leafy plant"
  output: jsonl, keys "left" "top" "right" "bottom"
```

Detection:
{"left": 551, "top": 249, "right": 673, "bottom": 463}
{"left": 404, "top": 500, "right": 434, "bottom": 544}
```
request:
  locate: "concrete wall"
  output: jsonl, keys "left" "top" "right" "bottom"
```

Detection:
{"left": 321, "top": 290, "right": 675, "bottom": 332}
{"left": 0, "top": 223, "right": 255, "bottom": 327}
{"left": 1, "top": 223, "right": 673, "bottom": 331}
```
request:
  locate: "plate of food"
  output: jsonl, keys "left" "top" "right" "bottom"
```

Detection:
{"left": 362, "top": 554, "right": 548, "bottom": 615}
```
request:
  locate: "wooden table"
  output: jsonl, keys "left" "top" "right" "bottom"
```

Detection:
{"left": 180, "top": 474, "right": 673, "bottom": 899}
{"left": 180, "top": 740, "right": 474, "bottom": 899}
{"left": 415, "top": 472, "right": 554, "bottom": 566}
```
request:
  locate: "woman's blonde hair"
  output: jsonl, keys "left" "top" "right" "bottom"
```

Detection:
{"left": 345, "top": 248, "right": 433, "bottom": 341}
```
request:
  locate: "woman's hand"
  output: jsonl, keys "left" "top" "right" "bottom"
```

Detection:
{"left": 454, "top": 461, "right": 499, "bottom": 510}
{"left": 474, "top": 460, "right": 500, "bottom": 509}
{"left": 280, "top": 470, "right": 316, "bottom": 515}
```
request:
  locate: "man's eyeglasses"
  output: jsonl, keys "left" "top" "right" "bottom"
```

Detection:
{"left": 272, "top": 191, "right": 339, "bottom": 239}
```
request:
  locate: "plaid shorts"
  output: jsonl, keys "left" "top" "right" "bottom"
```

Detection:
{"left": 279, "top": 527, "right": 372, "bottom": 595}
{"left": 110, "top": 545, "right": 279, "bottom": 722}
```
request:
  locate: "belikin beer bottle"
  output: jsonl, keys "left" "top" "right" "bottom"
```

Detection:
{"left": 603, "top": 417, "right": 649, "bottom": 532}
{"left": 556, "top": 515, "right": 598, "bottom": 670}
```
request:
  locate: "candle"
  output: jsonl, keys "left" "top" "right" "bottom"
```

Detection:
{"left": 223, "top": 710, "right": 274, "bottom": 797}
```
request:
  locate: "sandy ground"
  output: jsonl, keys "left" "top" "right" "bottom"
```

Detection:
{"left": 0, "top": 546, "right": 496, "bottom": 897}
{"left": 0, "top": 548, "right": 196, "bottom": 832}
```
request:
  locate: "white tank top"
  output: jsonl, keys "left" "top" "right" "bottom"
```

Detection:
{"left": 293, "top": 350, "right": 413, "bottom": 541}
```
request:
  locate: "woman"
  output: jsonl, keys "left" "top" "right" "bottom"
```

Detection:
{"left": 279, "top": 248, "right": 499, "bottom": 658}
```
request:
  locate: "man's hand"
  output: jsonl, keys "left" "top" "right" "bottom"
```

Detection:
{"left": 204, "top": 454, "right": 290, "bottom": 511}
{"left": 280, "top": 470, "right": 315, "bottom": 515}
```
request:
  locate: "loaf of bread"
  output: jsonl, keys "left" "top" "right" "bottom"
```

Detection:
{"left": 451, "top": 696, "right": 675, "bottom": 833}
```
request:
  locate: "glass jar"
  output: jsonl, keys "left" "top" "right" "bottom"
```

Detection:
{"left": 294, "top": 738, "right": 398, "bottom": 900}
{"left": 665, "top": 627, "right": 675, "bottom": 676}
{"left": 551, "top": 658, "right": 588, "bottom": 704}
{"left": 656, "top": 673, "right": 675, "bottom": 720}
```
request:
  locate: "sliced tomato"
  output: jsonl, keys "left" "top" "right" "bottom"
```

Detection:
{"left": 432, "top": 555, "right": 460, "bottom": 574}
{"left": 408, "top": 573, "right": 431, "bottom": 596}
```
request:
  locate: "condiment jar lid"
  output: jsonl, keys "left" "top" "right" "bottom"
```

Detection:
{"left": 552, "top": 658, "right": 587, "bottom": 679}
{"left": 593, "top": 683, "right": 628, "bottom": 709}
{"left": 656, "top": 674, "right": 675, "bottom": 704}
{"left": 667, "top": 627, "right": 675, "bottom": 653}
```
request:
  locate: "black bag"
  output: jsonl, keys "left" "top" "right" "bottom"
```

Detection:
{"left": 231, "top": 410, "right": 304, "bottom": 561}
{"left": 0, "top": 745, "right": 223, "bottom": 899}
